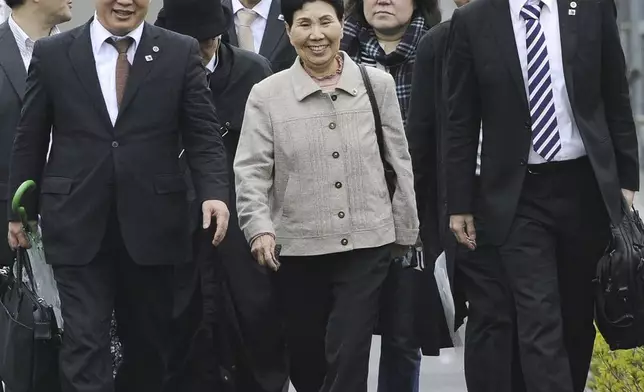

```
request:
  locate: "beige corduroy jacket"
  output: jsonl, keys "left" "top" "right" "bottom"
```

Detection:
{"left": 233, "top": 53, "right": 419, "bottom": 257}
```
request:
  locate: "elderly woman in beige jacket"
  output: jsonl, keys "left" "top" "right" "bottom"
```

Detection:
{"left": 233, "top": 0, "right": 419, "bottom": 390}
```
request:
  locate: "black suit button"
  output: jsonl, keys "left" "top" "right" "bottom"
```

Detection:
{"left": 338, "top": 211, "right": 345, "bottom": 218}
{"left": 111, "top": 141, "right": 119, "bottom": 148}
{"left": 331, "top": 95, "right": 337, "bottom": 101}
{"left": 329, "top": 122, "right": 336, "bottom": 130}
{"left": 520, "top": 159, "right": 527, "bottom": 166}
{"left": 335, "top": 182, "right": 342, "bottom": 189}
{"left": 332, "top": 152, "right": 340, "bottom": 159}
{"left": 341, "top": 238, "right": 348, "bottom": 246}
{"left": 524, "top": 121, "right": 531, "bottom": 130}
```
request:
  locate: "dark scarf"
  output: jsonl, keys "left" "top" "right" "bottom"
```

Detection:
{"left": 341, "top": 12, "right": 429, "bottom": 124}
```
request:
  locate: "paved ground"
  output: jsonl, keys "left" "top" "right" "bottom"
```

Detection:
{"left": 288, "top": 336, "right": 468, "bottom": 392}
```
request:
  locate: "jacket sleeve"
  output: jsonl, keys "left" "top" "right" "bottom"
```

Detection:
{"left": 445, "top": 9, "right": 481, "bottom": 215}
{"left": 406, "top": 31, "right": 440, "bottom": 242}
{"left": 233, "top": 84, "right": 275, "bottom": 244}
{"left": 599, "top": 0, "right": 639, "bottom": 191}
{"left": 379, "top": 73, "right": 420, "bottom": 246}
{"left": 7, "top": 40, "right": 52, "bottom": 222}
{"left": 180, "top": 38, "right": 229, "bottom": 205}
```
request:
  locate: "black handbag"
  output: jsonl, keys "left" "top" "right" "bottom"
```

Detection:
{"left": 0, "top": 248, "right": 62, "bottom": 392}
{"left": 594, "top": 201, "right": 644, "bottom": 350}
{"left": 358, "top": 65, "right": 397, "bottom": 200}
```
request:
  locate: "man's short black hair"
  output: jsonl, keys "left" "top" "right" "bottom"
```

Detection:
{"left": 5, "top": 0, "right": 26, "bottom": 9}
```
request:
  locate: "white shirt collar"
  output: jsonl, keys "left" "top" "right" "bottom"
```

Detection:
{"left": 510, "top": 0, "right": 554, "bottom": 18}
{"left": 8, "top": 13, "right": 61, "bottom": 46}
{"left": 231, "top": 0, "right": 272, "bottom": 21}
{"left": 205, "top": 53, "right": 218, "bottom": 73}
{"left": 90, "top": 13, "right": 145, "bottom": 58}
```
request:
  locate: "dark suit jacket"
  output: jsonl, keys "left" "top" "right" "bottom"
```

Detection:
{"left": 445, "top": 0, "right": 639, "bottom": 245}
{"left": 7, "top": 20, "right": 229, "bottom": 267}
{"left": 221, "top": 0, "right": 297, "bottom": 73}
{"left": 0, "top": 22, "right": 24, "bottom": 266}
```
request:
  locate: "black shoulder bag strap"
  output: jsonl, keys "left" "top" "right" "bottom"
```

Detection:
{"left": 358, "top": 64, "right": 397, "bottom": 200}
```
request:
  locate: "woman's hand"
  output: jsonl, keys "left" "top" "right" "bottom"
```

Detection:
{"left": 251, "top": 234, "right": 280, "bottom": 271}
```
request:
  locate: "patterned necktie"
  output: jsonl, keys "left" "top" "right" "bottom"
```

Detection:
{"left": 106, "top": 37, "right": 134, "bottom": 109}
{"left": 237, "top": 9, "right": 258, "bottom": 52}
{"left": 520, "top": 2, "right": 561, "bottom": 161}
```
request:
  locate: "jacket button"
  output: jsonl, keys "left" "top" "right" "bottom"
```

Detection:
{"left": 331, "top": 95, "right": 337, "bottom": 101}
{"left": 111, "top": 141, "right": 119, "bottom": 148}
{"left": 335, "top": 182, "right": 342, "bottom": 189}
{"left": 519, "top": 159, "right": 527, "bottom": 166}
{"left": 341, "top": 238, "right": 348, "bottom": 246}
{"left": 329, "top": 122, "right": 336, "bottom": 130}
{"left": 332, "top": 152, "right": 339, "bottom": 159}
{"left": 524, "top": 121, "right": 531, "bottom": 130}
{"left": 338, "top": 211, "right": 345, "bottom": 218}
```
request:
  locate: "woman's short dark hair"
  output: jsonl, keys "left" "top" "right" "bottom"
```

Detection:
{"left": 5, "top": 0, "right": 26, "bottom": 9}
{"left": 345, "top": 0, "right": 440, "bottom": 27}
{"left": 281, "top": 0, "right": 345, "bottom": 26}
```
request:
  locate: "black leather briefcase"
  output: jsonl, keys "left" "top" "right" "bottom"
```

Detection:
{"left": 0, "top": 248, "right": 62, "bottom": 392}
{"left": 594, "top": 202, "right": 644, "bottom": 350}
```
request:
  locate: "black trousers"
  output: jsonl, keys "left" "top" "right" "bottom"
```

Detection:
{"left": 275, "top": 245, "right": 392, "bottom": 392}
{"left": 455, "top": 244, "right": 526, "bottom": 392}
{"left": 218, "top": 219, "right": 288, "bottom": 392}
{"left": 498, "top": 157, "right": 610, "bottom": 392}
{"left": 53, "top": 212, "right": 175, "bottom": 392}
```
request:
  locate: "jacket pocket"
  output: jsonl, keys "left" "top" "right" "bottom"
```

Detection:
{"left": 153, "top": 174, "right": 187, "bottom": 194}
{"left": 41, "top": 177, "right": 73, "bottom": 195}
{"left": 0, "top": 182, "right": 7, "bottom": 200}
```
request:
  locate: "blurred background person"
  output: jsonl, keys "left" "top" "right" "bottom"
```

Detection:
{"left": 233, "top": 0, "right": 419, "bottom": 389}
{"left": 221, "top": 0, "right": 297, "bottom": 72}
{"left": 0, "top": 0, "right": 72, "bottom": 387}
{"left": 340, "top": 0, "right": 442, "bottom": 391}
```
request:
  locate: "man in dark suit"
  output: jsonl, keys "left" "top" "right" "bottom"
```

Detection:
{"left": 407, "top": 1, "right": 527, "bottom": 390}
{"left": 6, "top": 0, "right": 230, "bottom": 391}
{"left": 0, "top": 1, "right": 71, "bottom": 388}
{"left": 155, "top": 1, "right": 288, "bottom": 391}
{"left": 445, "top": 0, "right": 639, "bottom": 391}
{"left": 221, "top": 0, "right": 296, "bottom": 72}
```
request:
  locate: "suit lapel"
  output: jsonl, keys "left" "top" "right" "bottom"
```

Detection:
{"left": 68, "top": 21, "right": 113, "bottom": 130}
{"left": 489, "top": 0, "right": 529, "bottom": 111}
{"left": 117, "top": 23, "right": 161, "bottom": 123}
{"left": 0, "top": 23, "right": 27, "bottom": 101}
{"left": 557, "top": 0, "right": 577, "bottom": 106}
{"left": 222, "top": 0, "right": 239, "bottom": 46}
{"left": 259, "top": 0, "right": 286, "bottom": 59}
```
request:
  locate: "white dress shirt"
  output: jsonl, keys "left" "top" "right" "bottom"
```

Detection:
{"left": 90, "top": 16, "right": 144, "bottom": 125}
{"left": 8, "top": 15, "right": 60, "bottom": 70}
{"left": 231, "top": 0, "right": 273, "bottom": 54}
{"left": 509, "top": 0, "right": 586, "bottom": 164}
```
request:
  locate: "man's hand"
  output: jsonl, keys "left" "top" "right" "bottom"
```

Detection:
{"left": 251, "top": 234, "right": 280, "bottom": 271}
{"left": 202, "top": 200, "right": 229, "bottom": 246}
{"left": 450, "top": 214, "right": 477, "bottom": 251}
{"left": 7, "top": 222, "right": 30, "bottom": 250}
{"left": 622, "top": 189, "right": 635, "bottom": 209}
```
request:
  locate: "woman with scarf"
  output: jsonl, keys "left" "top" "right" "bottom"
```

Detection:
{"left": 341, "top": 1, "right": 444, "bottom": 391}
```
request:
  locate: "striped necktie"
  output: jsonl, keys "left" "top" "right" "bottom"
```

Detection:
{"left": 521, "top": 2, "right": 561, "bottom": 161}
